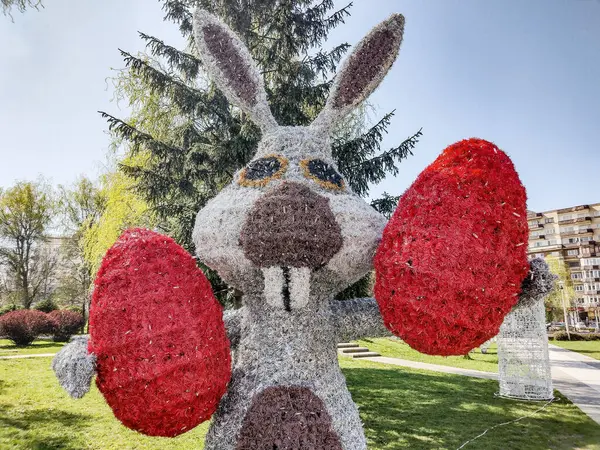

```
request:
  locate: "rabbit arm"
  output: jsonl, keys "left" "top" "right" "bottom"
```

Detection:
{"left": 223, "top": 308, "right": 242, "bottom": 350}
{"left": 329, "top": 261, "right": 553, "bottom": 345}
{"left": 51, "top": 335, "right": 96, "bottom": 399}
{"left": 52, "top": 309, "right": 239, "bottom": 400}
{"left": 330, "top": 298, "right": 391, "bottom": 342}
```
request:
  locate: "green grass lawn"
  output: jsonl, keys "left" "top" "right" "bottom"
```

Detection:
{"left": 551, "top": 340, "right": 600, "bottom": 360}
{"left": 358, "top": 337, "right": 499, "bottom": 373}
{"left": 2, "top": 355, "right": 600, "bottom": 449}
{"left": 0, "top": 339, "right": 65, "bottom": 357}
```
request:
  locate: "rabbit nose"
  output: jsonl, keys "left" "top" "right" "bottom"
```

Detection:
{"left": 239, "top": 181, "right": 342, "bottom": 269}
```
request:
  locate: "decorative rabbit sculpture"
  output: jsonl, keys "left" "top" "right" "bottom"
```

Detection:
{"left": 53, "top": 9, "right": 553, "bottom": 450}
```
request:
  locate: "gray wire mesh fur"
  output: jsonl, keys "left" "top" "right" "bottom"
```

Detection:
{"left": 497, "top": 259, "right": 556, "bottom": 400}
{"left": 51, "top": 335, "right": 96, "bottom": 399}
{"left": 191, "top": 9, "right": 404, "bottom": 449}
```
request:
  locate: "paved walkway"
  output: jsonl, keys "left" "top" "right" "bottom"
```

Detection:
{"left": 0, "top": 353, "right": 56, "bottom": 360}
{"left": 547, "top": 344, "right": 600, "bottom": 425}
{"left": 365, "top": 356, "right": 498, "bottom": 380}
{"left": 364, "top": 345, "right": 600, "bottom": 425}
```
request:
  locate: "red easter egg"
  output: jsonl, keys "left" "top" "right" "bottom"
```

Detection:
{"left": 89, "top": 228, "right": 231, "bottom": 437}
{"left": 374, "top": 138, "right": 529, "bottom": 356}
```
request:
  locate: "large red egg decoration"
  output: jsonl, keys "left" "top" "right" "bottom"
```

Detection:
{"left": 374, "top": 138, "right": 529, "bottom": 356}
{"left": 89, "top": 228, "right": 231, "bottom": 437}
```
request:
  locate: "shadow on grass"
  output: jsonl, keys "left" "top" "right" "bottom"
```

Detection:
{"left": 0, "top": 406, "right": 93, "bottom": 450}
{"left": 343, "top": 366, "right": 600, "bottom": 450}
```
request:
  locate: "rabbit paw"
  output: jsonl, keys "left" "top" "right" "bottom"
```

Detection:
{"left": 52, "top": 335, "right": 96, "bottom": 399}
{"left": 520, "top": 258, "right": 556, "bottom": 301}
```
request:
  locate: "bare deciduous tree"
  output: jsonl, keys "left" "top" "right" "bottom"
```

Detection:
{"left": 56, "top": 177, "right": 106, "bottom": 328}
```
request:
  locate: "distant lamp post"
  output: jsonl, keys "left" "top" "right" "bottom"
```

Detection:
{"left": 558, "top": 280, "right": 571, "bottom": 340}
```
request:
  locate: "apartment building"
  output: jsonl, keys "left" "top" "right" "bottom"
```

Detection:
{"left": 0, "top": 236, "right": 70, "bottom": 304}
{"left": 527, "top": 203, "right": 600, "bottom": 321}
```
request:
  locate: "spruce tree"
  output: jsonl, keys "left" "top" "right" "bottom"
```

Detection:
{"left": 1, "top": 0, "right": 41, "bottom": 17}
{"left": 100, "top": 0, "right": 422, "bottom": 302}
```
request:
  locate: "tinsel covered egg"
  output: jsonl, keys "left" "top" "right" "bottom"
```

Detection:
{"left": 89, "top": 228, "right": 231, "bottom": 437}
{"left": 374, "top": 138, "right": 529, "bottom": 356}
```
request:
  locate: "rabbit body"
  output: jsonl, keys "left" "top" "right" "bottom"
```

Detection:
{"left": 192, "top": 125, "right": 386, "bottom": 449}
{"left": 204, "top": 298, "right": 364, "bottom": 449}
{"left": 189, "top": 10, "right": 402, "bottom": 448}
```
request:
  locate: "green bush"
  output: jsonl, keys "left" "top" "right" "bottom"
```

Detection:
{"left": 553, "top": 331, "right": 600, "bottom": 341}
{"left": 65, "top": 305, "right": 84, "bottom": 315}
{"left": 33, "top": 299, "right": 59, "bottom": 313}
{"left": 0, "top": 304, "right": 19, "bottom": 316}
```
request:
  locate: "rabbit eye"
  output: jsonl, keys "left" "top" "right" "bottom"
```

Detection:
{"left": 301, "top": 159, "right": 345, "bottom": 191}
{"left": 239, "top": 155, "right": 288, "bottom": 187}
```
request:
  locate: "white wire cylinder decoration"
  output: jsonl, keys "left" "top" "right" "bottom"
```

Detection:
{"left": 497, "top": 296, "right": 553, "bottom": 400}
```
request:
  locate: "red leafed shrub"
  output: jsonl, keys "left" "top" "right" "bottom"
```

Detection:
{"left": 374, "top": 138, "right": 529, "bottom": 356}
{"left": 48, "top": 310, "right": 85, "bottom": 342}
{"left": 0, "top": 310, "right": 53, "bottom": 346}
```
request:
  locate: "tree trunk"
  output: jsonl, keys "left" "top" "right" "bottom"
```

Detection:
{"left": 21, "top": 272, "right": 31, "bottom": 309}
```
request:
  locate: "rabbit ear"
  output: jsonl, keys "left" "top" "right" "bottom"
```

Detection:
{"left": 193, "top": 9, "right": 278, "bottom": 132}
{"left": 312, "top": 14, "right": 405, "bottom": 132}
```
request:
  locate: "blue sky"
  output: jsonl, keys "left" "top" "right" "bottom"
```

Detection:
{"left": 0, "top": 0, "right": 598, "bottom": 212}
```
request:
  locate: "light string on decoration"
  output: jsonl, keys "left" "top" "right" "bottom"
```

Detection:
{"left": 455, "top": 398, "right": 556, "bottom": 449}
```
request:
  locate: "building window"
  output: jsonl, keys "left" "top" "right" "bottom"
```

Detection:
{"left": 572, "top": 273, "right": 583, "bottom": 279}
{"left": 544, "top": 218, "right": 554, "bottom": 223}
{"left": 560, "top": 215, "right": 573, "bottom": 221}
{"left": 569, "top": 261, "right": 580, "bottom": 268}
{"left": 575, "top": 285, "right": 584, "bottom": 291}
{"left": 583, "top": 258, "right": 600, "bottom": 266}
{"left": 567, "top": 249, "right": 578, "bottom": 256}
{"left": 584, "top": 283, "right": 600, "bottom": 292}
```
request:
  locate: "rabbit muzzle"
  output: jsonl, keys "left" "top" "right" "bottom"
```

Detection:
{"left": 240, "top": 181, "right": 342, "bottom": 310}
